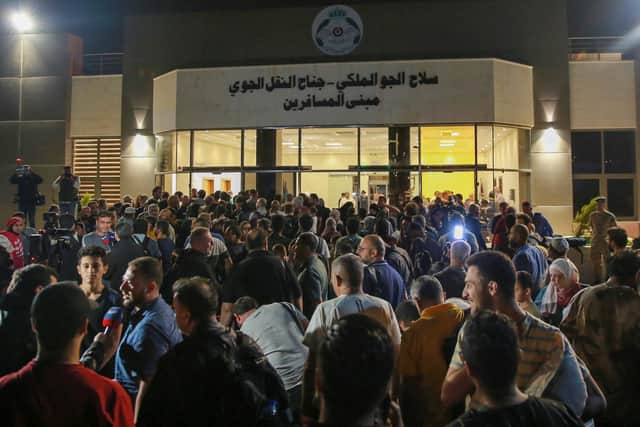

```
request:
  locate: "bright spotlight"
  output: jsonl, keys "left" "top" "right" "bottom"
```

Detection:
{"left": 11, "top": 11, "right": 33, "bottom": 33}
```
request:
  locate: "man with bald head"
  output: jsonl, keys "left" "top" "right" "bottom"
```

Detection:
{"left": 358, "top": 234, "right": 406, "bottom": 308}
{"left": 509, "top": 224, "right": 547, "bottom": 298}
{"left": 302, "top": 253, "right": 401, "bottom": 419}
{"left": 434, "top": 240, "right": 471, "bottom": 299}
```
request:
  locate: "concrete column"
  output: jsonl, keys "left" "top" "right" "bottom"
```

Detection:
{"left": 256, "top": 129, "right": 277, "bottom": 198}
{"left": 388, "top": 126, "right": 411, "bottom": 207}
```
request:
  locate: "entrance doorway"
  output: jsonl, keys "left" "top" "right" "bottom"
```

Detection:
{"left": 422, "top": 171, "right": 475, "bottom": 201}
{"left": 203, "top": 179, "right": 215, "bottom": 195}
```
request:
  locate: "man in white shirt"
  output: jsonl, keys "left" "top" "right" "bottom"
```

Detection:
{"left": 302, "top": 253, "right": 401, "bottom": 419}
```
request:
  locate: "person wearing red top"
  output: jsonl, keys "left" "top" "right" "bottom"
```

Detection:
{"left": 0, "top": 283, "right": 134, "bottom": 427}
{"left": 0, "top": 216, "right": 25, "bottom": 270}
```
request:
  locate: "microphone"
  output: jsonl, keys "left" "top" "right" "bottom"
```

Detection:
{"left": 102, "top": 307, "right": 124, "bottom": 334}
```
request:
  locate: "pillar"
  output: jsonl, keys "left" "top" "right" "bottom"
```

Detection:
{"left": 388, "top": 126, "right": 411, "bottom": 207}
{"left": 256, "top": 129, "right": 276, "bottom": 197}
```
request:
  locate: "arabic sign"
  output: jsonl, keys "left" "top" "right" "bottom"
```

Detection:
{"left": 153, "top": 59, "right": 535, "bottom": 131}
{"left": 312, "top": 5, "right": 363, "bottom": 56}
{"left": 228, "top": 71, "right": 438, "bottom": 111}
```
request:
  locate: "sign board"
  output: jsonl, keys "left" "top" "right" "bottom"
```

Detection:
{"left": 153, "top": 59, "right": 534, "bottom": 131}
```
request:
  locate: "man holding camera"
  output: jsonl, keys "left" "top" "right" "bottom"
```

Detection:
{"left": 52, "top": 166, "right": 80, "bottom": 217}
{"left": 10, "top": 164, "right": 43, "bottom": 228}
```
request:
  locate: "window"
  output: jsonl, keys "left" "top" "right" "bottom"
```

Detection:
{"left": 155, "top": 131, "right": 176, "bottom": 172}
{"left": 571, "top": 188, "right": 589, "bottom": 216}
{"left": 604, "top": 131, "right": 635, "bottom": 173}
{"left": 278, "top": 129, "right": 301, "bottom": 167}
{"left": 244, "top": 130, "right": 257, "bottom": 167}
{"left": 571, "top": 130, "right": 636, "bottom": 218}
{"left": 177, "top": 131, "right": 191, "bottom": 170}
{"left": 193, "top": 130, "right": 241, "bottom": 167}
{"left": 493, "top": 126, "right": 520, "bottom": 170}
{"left": 607, "top": 179, "right": 635, "bottom": 217}
{"left": 73, "top": 138, "right": 121, "bottom": 204}
{"left": 360, "top": 127, "right": 388, "bottom": 166}
{"left": 421, "top": 125, "right": 475, "bottom": 167}
{"left": 571, "top": 132, "right": 601, "bottom": 174}
{"left": 301, "top": 128, "right": 356, "bottom": 170}
{"left": 153, "top": 124, "right": 530, "bottom": 209}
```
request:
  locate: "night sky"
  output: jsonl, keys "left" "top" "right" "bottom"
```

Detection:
{"left": 1, "top": 0, "right": 639, "bottom": 53}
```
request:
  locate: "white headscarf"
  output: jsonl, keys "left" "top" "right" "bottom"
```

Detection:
{"left": 540, "top": 258, "right": 579, "bottom": 316}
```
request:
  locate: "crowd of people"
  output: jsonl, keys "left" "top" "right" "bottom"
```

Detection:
{"left": 0, "top": 183, "right": 638, "bottom": 427}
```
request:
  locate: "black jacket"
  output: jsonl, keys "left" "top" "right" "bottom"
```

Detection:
{"left": 0, "top": 293, "right": 36, "bottom": 376}
{"left": 105, "top": 238, "right": 146, "bottom": 287}
{"left": 162, "top": 249, "right": 217, "bottom": 303}
{"left": 222, "top": 250, "right": 301, "bottom": 306}
{"left": 137, "top": 323, "right": 289, "bottom": 427}
{"left": 10, "top": 172, "right": 43, "bottom": 203}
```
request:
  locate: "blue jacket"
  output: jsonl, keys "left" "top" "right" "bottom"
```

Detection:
{"left": 363, "top": 260, "right": 407, "bottom": 308}
{"left": 513, "top": 244, "right": 548, "bottom": 298}
{"left": 533, "top": 212, "right": 554, "bottom": 237}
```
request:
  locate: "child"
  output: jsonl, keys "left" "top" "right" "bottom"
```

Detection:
{"left": 515, "top": 270, "right": 541, "bottom": 318}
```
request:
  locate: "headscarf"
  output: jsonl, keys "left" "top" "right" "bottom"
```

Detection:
{"left": 541, "top": 258, "right": 580, "bottom": 315}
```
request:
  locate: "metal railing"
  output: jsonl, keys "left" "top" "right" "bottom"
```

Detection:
{"left": 569, "top": 37, "right": 626, "bottom": 61}
{"left": 80, "top": 53, "right": 123, "bottom": 75}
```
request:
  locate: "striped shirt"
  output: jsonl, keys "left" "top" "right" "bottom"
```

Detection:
{"left": 450, "top": 313, "right": 564, "bottom": 400}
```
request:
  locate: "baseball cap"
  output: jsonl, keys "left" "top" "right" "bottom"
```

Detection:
{"left": 124, "top": 207, "right": 136, "bottom": 215}
{"left": 549, "top": 236, "right": 569, "bottom": 253}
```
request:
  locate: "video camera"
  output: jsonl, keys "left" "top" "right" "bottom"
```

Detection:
{"left": 30, "top": 213, "right": 80, "bottom": 280}
{"left": 15, "top": 164, "right": 30, "bottom": 176}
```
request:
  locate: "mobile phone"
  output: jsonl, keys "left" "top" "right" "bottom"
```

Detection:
{"left": 453, "top": 225, "right": 464, "bottom": 240}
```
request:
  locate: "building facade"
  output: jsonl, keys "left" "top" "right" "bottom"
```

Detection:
{"left": 2, "top": 0, "right": 639, "bottom": 235}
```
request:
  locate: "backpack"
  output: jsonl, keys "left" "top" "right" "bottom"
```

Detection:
{"left": 385, "top": 246, "right": 413, "bottom": 285}
{"left": 411, "top": 238, "right": 433, "bottom": 278}
{"left": 232, "top": 331, "right": 291, "bottom": 427}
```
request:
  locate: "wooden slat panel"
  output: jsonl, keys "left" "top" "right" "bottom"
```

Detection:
{"left": 73, "top": 139, "right": 121, "bottom": 203}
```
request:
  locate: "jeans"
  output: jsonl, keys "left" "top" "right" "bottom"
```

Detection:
{"left": 18, "top": 203, "right": 36, "bottom": 228}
